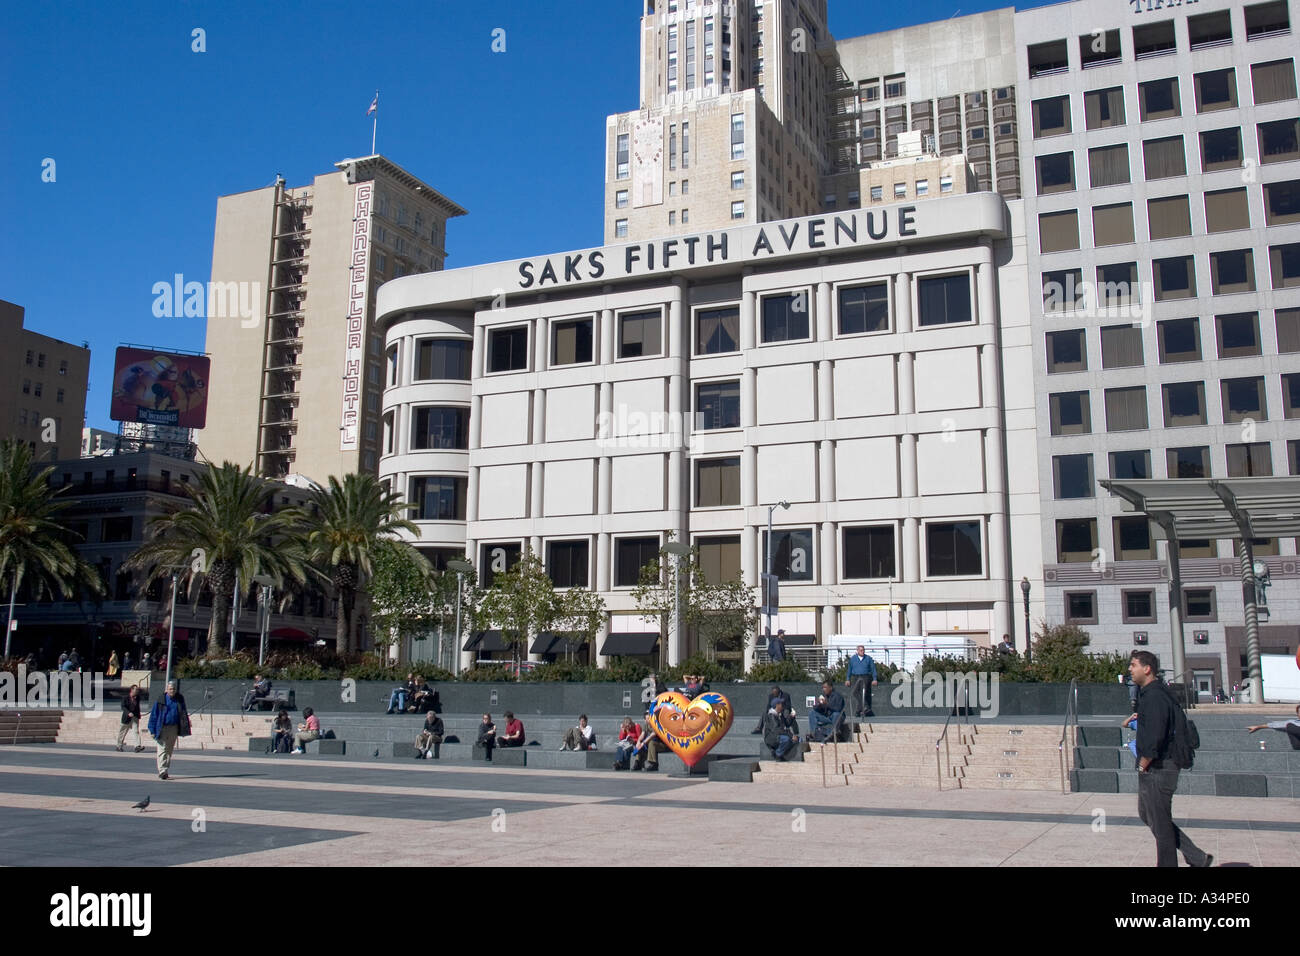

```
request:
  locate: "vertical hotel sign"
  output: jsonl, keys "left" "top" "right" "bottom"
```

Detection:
{"left": 340, "top": 181, "right": 372, "bottom": 450}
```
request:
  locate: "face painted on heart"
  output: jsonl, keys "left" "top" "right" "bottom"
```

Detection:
{"left": 648, "top": 691, "right": 734, "bottom": 767}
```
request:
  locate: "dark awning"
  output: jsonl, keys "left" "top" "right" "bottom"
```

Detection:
{"left": 599, "top": 634, "right": 659, "bottom": 656}
{"left": 531, "top": 632, "right": 589, "bottom": 654}
{"left": 463, "top": 630, "right": 510, "bottom": 652}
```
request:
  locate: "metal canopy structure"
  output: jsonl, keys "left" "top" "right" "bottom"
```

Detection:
{"left": 1098, "top": 477, "right": 1300, "bottom": 703}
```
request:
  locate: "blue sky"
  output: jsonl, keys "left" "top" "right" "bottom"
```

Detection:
{"left": 1, "top": 0, "right": 1052, "bottom": 430}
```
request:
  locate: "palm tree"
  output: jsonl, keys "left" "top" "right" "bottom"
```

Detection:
{"left": 126, "top": 462, "right": 308, "bottom": 657}
{"left": 0, "top": 439, "right": 103, "bottom": 657}
{"left": 304, "top": 473, "right": 420, "bottom": 655}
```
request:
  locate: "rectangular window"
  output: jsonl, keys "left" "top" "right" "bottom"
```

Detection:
{"left": 730, "top": 201, "right": 744, "bottom": 220}
{"left": 1195, "top": 68, "right": 1238, "bottom": 112}
{"left": 1084, "top": 87, "right": 1126, "bottom": 129}
{"left": 1035, "top": 152, "right": 1075, "bottom": 194}
{"left": 552, "top": 317, "right": 594, "bottom": 366}
{"left": 1065, "top": 592, "right": 1097, "bottom": 625}
{"left": 885, "top": 74, "right": 906, "bottom": 98}
{"left": 731, "top": 171, "right": 744, "bottom": 189}
{"left": 917, "top": 274, "right": 972, "bottom": 326}
{"left": 487, "top": 326, "right": 529, "bottom": 373}
{"left": 1205, "top": 188, "right": 1252, "bottom": 233}
{"left": 1189, "top": 10, "right": 1232, "bottom": 49}
{"left": 1139, "top": 77, "right": 1180, "bottom": 120}
{"left": 1101, "top": 324, "right": 1144, "bottom": 368}
{"left": 410, "top": 407, "right": 469, "bottom": 450}
{"left": 1286, "top": 374, "right": 1300, "bottom": 418}
{"left": 1039, "top": 210, "right": 1080, "bottom": 253}
{"left": 838, "top": 282, "right": 889, "bottom": 335}
{"left": 615, "top": 219, "right": 628, "bottom": 238}
{"left": 1153, "top": 256, "right": 1196, "bottom": 300}
{"left": 1046, "top": 330, "right": 1087, "bottom": 373}
{"left": 843, "top": 526, "right": 897, "bottom": 579}
{"left": 696, "top": 306, "right": 740, "bottom": 355}
{"left": 1058, "top": 520, "right": 1098, "bottom": 563}
{"left": 618, "top": 310, "right": 662, "bottom": 358}
{"left": 1049, "top": 391, "right": 1091, "bottom": 435}
{"left": 1279, "top": 307, "right": 1300, "bottom": 352}
{"left": 1097, "top": 262, "right": 1139, "bottom": 309}
{"left": 1093, "top": 203, "right": 1135, "bottom": 246}
{"left": 1264, "top": 180, "right": 1300, "bottom": 225}
{"left": 1246, "top": 2, "right": 1291, "bottom": 39}
{"left": 1111, "top": 449, "right": 1152, "bottom": 480}
{"left": 1221, "top": 377, "right": 1267, "bottom": 422}
{"left": 547, "top": 540, "right": 590, "bottom": 589}
{"left": 1124, "top": 590, "right": 1157, "bottom": 623}
{"left": 1217, "top": 312, "right": 1262, "bottom": 358}
{"left": 58, "top": 360, "right": 67, "bottom": 376}
{"left": 1053, "top": 454, "right": 1094, "bottom": 499}
{"left": 1210, "top": 249, "right": 1256, "bottom": 295}
{"left": 925, "top": 522, "right": 982, "bottom": 577}
{"left": 615, "top": 537, "right": 661, "bottom": 588}
{"left": 1133, "top": 20, "right": 1177, "bottom": 58}
{"left": 415, "top": 339, "right": 471, "bottom": 380}
{"left": 761, "top": 292, "right": 810, "bottom": 342}
{"left": 479, "top": 542, "right": 522, "bottom": 588}
{"left": 1105, "top": 386, "right": 1149, "bottom": 431}
{"left": 1028, "top": 40, "right": 1069, "bottom": 78}
{"left": 762, "top": 528, "right": 815, "bottom": 582}
{"left": 1226, "top": 442, "right": 1273, "bottom": 476}
{"left": 731, "top": 112, "right": 745, "bottom": 159}
{"left": 1259, "top": 118, "right": 1300, "bottom": 163}
{"left": 696, "top": 535, "right": 741, "bottom": 585}
{"left": 870, "top": 185, "right": 883, "bottom": 202}
{"left": 1148, "top": 196, "right": 1192, "bottom": 240}
{"left": 1162, "top": 381, "right": 1207, "bottom": 426}
{"left": 1088, "top": 144, "right": 1129, "bottom": 187}
{"left": 894, "top": 183, "right": 907, "bottom": 199}
{"left": 56, "top": 388, "right": 64, "bottom": 404}
{"left": 940, "top": 176, "right": 953, "bottom": 193}
{"left": 695, "top": 457, "right": 740, "bottom": 507}
{"left": 616, "top": 133, "right": 629, "bottom": 179}
{"left": 1183, "top": 589, "right": 1216, "bottom": 622}
{"left": 915, "top": 180, "right": 929, "bottom": 196}
{"left": 1043, "top": 269, "right": 1085, "bottom": 313}
{"left": 1143, "top": 136, "right": 1186, "bottom": 179}
{"left": 695, "top": 382, "right": 740, "bottom": 431}
{"left": 1272, "top": 243, "right": 1300, "bottom": 288}
{"left": 1201, "top": 128, "right": 1243, "bottom": 171}
{"left": 408, "top": 476, "right": 467, "bottom": 521}
{"left": 1252, "top": 59, "right": 1297, "bottom": 104}
{"left": 1032, "top": 95, "right": 1071, "bottom": 137}
{"left": 615, "top": 189, "right": 629, "bottom": 209}
{"left": 1081, "top": 30, "right": 1121, "bottom": 68}
{"left": 1114, "top": 517, "right": 1156, "bottom": 561}
{"left": 101, "top": 517, "right": 134, "bottom": 543}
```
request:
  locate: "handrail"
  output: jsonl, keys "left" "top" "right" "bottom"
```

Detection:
{"left": 1058, "top": 678, "right": 1080, "bottom": 794}
{"left": 935, "top": 679, "right": 971, "bottom": 790}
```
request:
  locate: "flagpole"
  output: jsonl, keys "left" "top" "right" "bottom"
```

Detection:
{"left": 371, "top": 89, "right": 378, "bottom": 155}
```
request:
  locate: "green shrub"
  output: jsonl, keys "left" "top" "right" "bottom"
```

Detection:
{"left": 745, "top": 659, "right": 811, "bottom": 684}
{"left": 342, "top": 655, "right": 406, "bottom": 682}
{"left": 407, "top": 662, "right": 456, "bottom": 683}
{"left": 461, "top": 664, "right": 512, "bottom": 682}
{"left": 523, "top": 659, "right": 590, "bottom": 682}
{"left": 600, "top": 658, "right": 650, "bottom": 683}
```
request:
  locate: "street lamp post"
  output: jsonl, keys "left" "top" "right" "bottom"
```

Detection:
{"left": 663, "top": 542, "right": 691, "bottom": 663}
{"left": 252, "top": 575, "right": 274, "bottom": 666}
{"left": 1021, "top": 576, "right": 1032, "bottom": 663}
{"left": 447, "top": 559, "right": 473, "bottom": 677}
{"left": 764, "top": 500, "right": 790, "bottom": 652}
{"left": 165, "top": 571, "right": 179, "bottom": 689}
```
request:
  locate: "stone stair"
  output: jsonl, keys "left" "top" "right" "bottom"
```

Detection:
{"left": 961, "top": 725, "right": 1064, "bottom": 790}
{"left": 0, "top": 710, "right": 64, "bottom": 744}
{"left": 55, "top": 710, "right": 272, "bottom": 751}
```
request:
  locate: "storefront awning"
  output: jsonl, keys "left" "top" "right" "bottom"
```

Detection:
{"left": 531, "top": 632, "right": 589, "bottom": 654}
{"left": 463, "top": 630, "right": 511, "bottom": 652}
{"left": 599, "top": 634, "right": 658, "bottom": 656}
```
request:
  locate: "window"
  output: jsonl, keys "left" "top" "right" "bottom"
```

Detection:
{"left": 1272, "top": 243, "right": 1300, "bottom": 288}
{"left": 1047, "top": 330, "right": 1087, "bottom": 373}
{"left": 615, "top": 537, "right": 661, "bottom": 588}
{"left": 870, "top": 185, "right": 883, "bottom": 202}
{"left": 1195, "top": 68, "right": 1237, "bottom": 112}
{"left": 1032, "top": 95, "right": 1071, "bottom": 137}
{"left": 1217, "top": 313, "right": 1261, "bottom": 358}
{"left": 940, "top": 176, "right": 953, "bottom": 193}
{"left": 695, "top": 381, "right": 740, "bottom": 431}
{"left": 893, "top": 183, "right": 907, "bottom": 199}
{"left": 21, "top": 380, "right": 29, "bottom": 395}
{"left": 1227, "top": 442, "right": 1273, "bottom": 476}
{"left": 1205, "top": 188, "right": 1251, "bottom": 233}
{"left": 843, "top": 526, "right": 896, "bottom": 579}
{"left": 730, "top": 201, "right": 744, "bottom": 220}
{"left": 1287, "top": 375, "right": 1300, "bottom": 418}
{"left": 1264, "top": 180, "right": 1300, "bottom": 225}
{"left": 925, "top": 522, "right": 982, "bottom": 577}
{"left": 1143, "top": 136, "right": 1186, "bottom": 179}
{"left": 1097, "top": 262, "right": 1139, "bottom": 310}
{"left": 885, "top": 74, "right": 906, "bottom": 98}
{"left": 23, "top": 350, "right": 31, "bottom": 366}
{"left": 731, "top": 112, "right": 745, "bottom": 159}
{"left": 618, "top": 310, "right": 662, "bottom": 358}
{"left": 761, "top": 292, "right": 810, "bottom": 342}
{"left": 58, "top": 360, "right": 67, "bottom": 376}
{"left": 695, "top": 457, "right": 740, "bottom": 507}
{"left": 762, "top": 528, "right": 815, "bottom": 582}
{"left": 1081, "top": 31, "right": 1121, "bottom": 68}
{"left": 415, "top": 339, "right": 471, "bottom": 380}
{"left": 1211, "top": 249, "right": 1256, "bottom": 295}
{"left": 487, "top": 326, "right": 529, "bottom": 372}
{"left": 1139, "top": 77, "right": 1180, "bottom": 120}
{"left": 552, "top": 317, "right": 594, "bottom": 366}
{"left": 1148, "top": 196, "right": 1192, "bottom": 239}
{"left": 1259, "top": 118, "right": 1300, "bottom": 163}
{"left": 1111, "top": 449, "right": 1152, "bottom": 480}
{"left": 616, "top": 133, "right": 629, "bottom": 179}
{"left": 1042, "top": 269, "right": 1085, "bottom": 313}
{"left": 1053, "top": 454, "right": 1094, "bottom": 499}
{"left": 696, "top": 306, "right": 740, "bottom": 355}
{"left": 101, "top": 517, "right": 134, "bottom": 543}
{"left": 1183, "top": 589, "right": 1216, "bottom": 622}
{"left": 33, "top": 383, "right": 42, "bottom": 398}
{"left": 1222, "top": 377, "right": 1267, "bottom": 422}
{"left": 1153, "top": 257, "right": 1196, "bottom": 300}
{"left": 1065, "top": 592, "right": 1097, "bottom": 624}
{"left": 615, "top": 219, "right": 628, "bottom": 238}
{"left": 1133, "top": 20, "right": 1177, "bottom": 58}
{"left": 1088, "top": 144, "right": 1129, "bottom": 187}
{"left": 1279, "top": 307, "right": 1300, "bottom": 352}
{"left": 1035, "top": 152, "right": 1075, "bottom": 194}
{"left": 915, "top": 180, "right": 929, "bottom": 197}
{"left": 1252, "top": 59, "right": 1298, "bottom": 104}
{"left": 479, "top": 542, "right": 522, "bottom": 588}
{"left": 1246, "top": 1, "right": 1291, "bottom": 39}
{"left": 1039, "top": 210, "right": 1079, "bottom": 253}
{"left": 1101, "top": 324, "right": 1144, "bottom": 368}
{"left": 1168, "top": 446, "right": 1211, "bottom": 479}
{"left": 838, "top": 282, "right": 889, "bottom": 335}
{"left": 1084, "top": 87, "right": 1125, "bottom": 129}
{"left": 615, "top": 189, "right": 628, "bottom": 208}
{"left": 668, "top": 211, "right": 676, "bottom": 226}
{"left": 697, "top": 536, "right": 741, "bottom": 585}
{"left": 1092, "top": 203, "right": 1135, "bottom": 246}
{"left": 731, "top": 171, "right": 744, "bottom": 190}
{"left": 56, "top": 388, "right": 64, "bottom": 404}
{"left": 408, "top": 476, "right": 466, "bottom": 521}
{"left": 1028, "top": 40, "right": 1069, "bottom": 78}
{"left": 1124, "top": 590, "right": 1157, "bottom": 623}
{"left": 917, "top": 274, "right": 972, "bottom": 327}
{"left": 1200, "top": 128, "right": 1243, "bottom": 171}
{"left": 410, "top": 407, "right": 469, "bottom": 450}
{"left": 1189, "top": 10, "right": 1232, "bottom": 49}
{"left": 36, "top": 354, "right": 45, "bottom": 369}
{"left": 1049, "top": 391, "right": 1091, "bottom": 435}
{"left": 1114, "top": 516, "right": 1155, "bottom": 561}
{"left": 1057, "top": 519, "right": 1097, "bottom": 563}
{"left": 1162, "top": 381, "right": 1207, "bottom": 426}
{"left": 1105, "top": 386, "right": 1149, "bottom": 431}
{"left": 547, "top": 540, "right": 590, "bottom": 589}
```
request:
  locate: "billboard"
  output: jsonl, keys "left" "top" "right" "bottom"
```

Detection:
{"left": 109, "top": 348, "right": 210, "bottom": 429}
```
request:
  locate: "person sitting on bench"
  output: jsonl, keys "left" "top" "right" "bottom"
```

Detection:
{"left": 762, "top": 698, "right": 801, "bottom": 761}
{"left": 242, "top": 674, "right": 272, "bottom": 711}
{"left": 271, "top": 708, "right": 294, "bottom": 754}
{"left": 613, "top": 717, "right": 641, "bottom": 770}
{"left": 751, "top": 685, "right": 793, "bottom": 734}
{"left": 560, "top": 715, "right": 597, "bottom": 751}
{"left": 415, "top": 711, "right": 444, "bottom": 759}
{"left": 680, "top": 673, "right": 709, "bottom": 700}
{"left": 477, "top": 713, "right": 497, "bottom": 760}
{"left": 411, "top": 677, "right": 437, "bottom": 714}
{"left": 291, "top": 707, "right": 321, "bottom": 754}
{"left": 499, "top": 711, "right": 525, "bottom": 747}
{"left": 808, "top": 681, "right": 845, "bottom": 743}
{"left": 386, "top": 673, "right": 417, "bottom": 714}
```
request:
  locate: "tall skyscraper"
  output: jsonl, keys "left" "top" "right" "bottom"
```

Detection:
{"left": 203, "top": 156, "right": 466, "bottom": 483}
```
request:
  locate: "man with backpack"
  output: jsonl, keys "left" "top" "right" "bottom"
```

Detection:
{"left": 1129, "top": 651, "right": 1213, "bottom": 868}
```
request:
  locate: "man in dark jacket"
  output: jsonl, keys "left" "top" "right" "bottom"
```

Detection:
{"left": 415, "top": 711, "right": 444, "bottom": 759}
{"left": 845, "top": 645, "right": 878, "bottom": 717}
{"left": 751, "top": 685, "right": 793, "bottom": 733}
{"left": 1130, "top": 651, "right": 1212, "bottom": 868}
{"left": 762, "top": 699, "right": 800, "bottom": 760}
{"left": 808, "top": 681, "right": 846, "bottom": 743}
{"left": 116, "top": 684, "right": 144, "bottom": 752}
{"left": 146, "top": 680, "right": 191, "bottom": 780}
{"left": 241, "top": 674, "right": 272, "bottom": 711}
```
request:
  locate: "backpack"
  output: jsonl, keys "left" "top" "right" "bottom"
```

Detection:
{"left": 1161, "top": 684, "right": 1200, "bottom": 769}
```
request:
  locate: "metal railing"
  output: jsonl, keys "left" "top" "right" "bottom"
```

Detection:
{"left": 1058, "top": 678, "right": 1080, "bottom": 794}
{"left": 935, "top": 679, "right": 970, "bottom": 790}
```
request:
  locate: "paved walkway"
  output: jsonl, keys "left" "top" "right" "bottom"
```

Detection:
{"left": 0, "top": 744, "right": 1295, "bottom": 867}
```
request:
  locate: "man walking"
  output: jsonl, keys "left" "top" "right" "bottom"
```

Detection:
{"left": 767, "top": 628, "right": 787, "bottom": 663}
{"left": 116, "top": 684, "right": 144, "bottom": 752}
{"left": 1129, "top": 651, "right": 1213, "bottom": 868}
{"left": 146, "top": 680, "right": 191, "bottom": 780}
{"left": 845, "top": 645, "right": 877, "bottom": 717}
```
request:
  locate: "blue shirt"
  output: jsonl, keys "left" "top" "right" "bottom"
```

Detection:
{"left": 847, "top": 654, "right": 876, "bottom": 679}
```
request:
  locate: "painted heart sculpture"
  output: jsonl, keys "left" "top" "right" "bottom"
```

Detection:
{"left": 648, "top": 691, "right": 733, "bottom": 767}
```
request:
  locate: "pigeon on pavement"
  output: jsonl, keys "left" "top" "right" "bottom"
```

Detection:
{"left": 131, "top": 796, "right": 151, "bottom": 812}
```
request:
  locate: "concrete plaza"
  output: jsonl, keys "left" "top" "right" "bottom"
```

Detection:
{"left": 0, "top": 743, "right": 1296, "bottom": 867}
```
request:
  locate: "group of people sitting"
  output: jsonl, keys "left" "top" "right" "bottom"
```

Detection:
{"left": 386, "top": 674, "right": 441, "bottom": 715}
{"left": 613, "top": 712, "right": 662, "bottom": 771}
{"left": 269, "top": 706, "right": 321, "bottom": 754}
{"left": 475, "top": 711, "right": 525, "bottom": 760}
{"left": 747, "top": 681, "right": 850, "bottom": 761}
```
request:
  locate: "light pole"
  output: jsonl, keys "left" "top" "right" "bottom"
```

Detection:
{"left": 253, "top": 574, "right": 274, "bottom": 666}
{"left": 764, "top": 500, "right": 790, "bottom": 651}
{"left": 663, "top": 542, "right": 691, "bottom": 662}
{"left": 447, "top": 559, "right": 473, "bottom": 676}
{"left": 1020, "top": 576, "right": 1032, "bottom": 663}
{"left": 165, "top": 571, "right": 179, "bottom": 689}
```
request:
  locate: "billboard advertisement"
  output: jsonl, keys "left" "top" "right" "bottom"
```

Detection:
{"left": 109, "top": 348, "right": 210, "bottom": 429}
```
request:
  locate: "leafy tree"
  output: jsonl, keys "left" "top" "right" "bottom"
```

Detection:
{"left": 126, "top": 461, "right": 306, "bottom": 656}
{"left": 369, "top": 543, "right": 477, "bottom": 667}
{"left": 476, "top": 551, "right": 557, "bottom": 676}
{"left": 551, "top": 585, "right": 607, "bottom": 662}
{"left": 0, "top": 439, "right": 103, "bottom": 656}
{"left": 632, "top": 543, "right": 758, "bottom": 666}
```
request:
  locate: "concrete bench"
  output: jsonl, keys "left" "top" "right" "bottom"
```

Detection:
{"left": 246, "top": 689, "right": 295, "bottom": 712}
{"left": 474, "top": 743, "right": 527, "bottom": 765}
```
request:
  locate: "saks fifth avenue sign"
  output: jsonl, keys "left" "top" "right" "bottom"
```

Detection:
{"left": 517, "top": 205, "right": 924, "bottom": 290}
